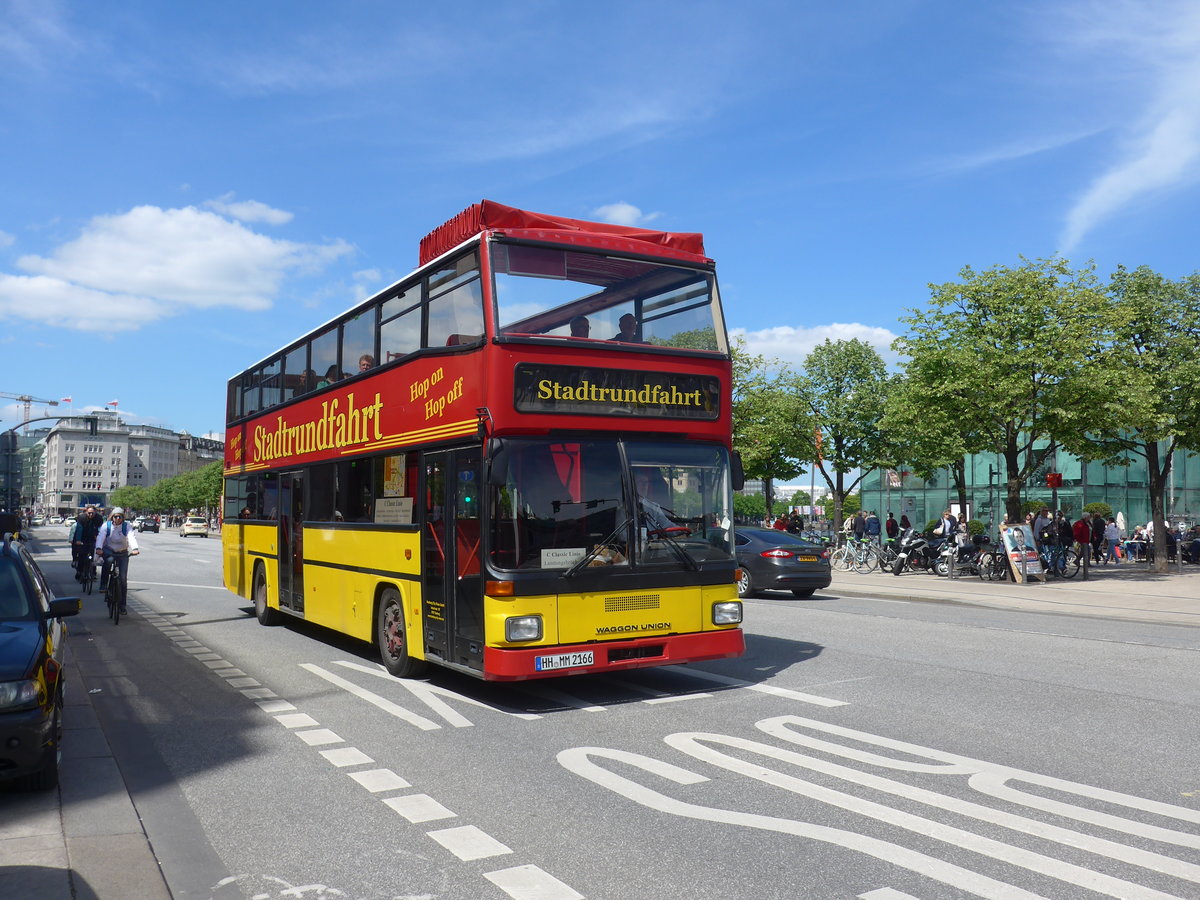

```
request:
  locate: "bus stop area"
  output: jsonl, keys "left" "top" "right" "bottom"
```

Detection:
{"left": 825, "top": 559, "right": 1200, "bottom": 628}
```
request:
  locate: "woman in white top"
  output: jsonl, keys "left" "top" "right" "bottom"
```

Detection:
{"left": 95, "top": 507, "right": 140, "bottom": 611}
{"left": 1103, "top": 517, "right": 1121, "bottom": 565}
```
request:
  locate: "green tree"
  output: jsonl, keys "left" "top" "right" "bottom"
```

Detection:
{"left": 109, "top": 485, "right": 148, "bottom": 512}
{"left": 892, "top": 258, "right": 1116, "bottom": 524}
{"left": 731, "top": 338, "right": 807, "bottom": 516}
{"left": 732, "top": 492, "right": 766, "bottom": 522}
{"left": 788, "top": 489, "right": 811, "bottom": 506}
{"left": 794, "top": 339, "right": 890, "bottom": 528}
{"left": 1057, "top": 266, "right": 1200, "bottom": 571}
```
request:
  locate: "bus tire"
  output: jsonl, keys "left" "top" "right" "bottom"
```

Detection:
{"left": 377, "top": 588, "right": 427, "bottom": 679}
{"left": 253, "top": 566, "right": 281, "bottom": 626}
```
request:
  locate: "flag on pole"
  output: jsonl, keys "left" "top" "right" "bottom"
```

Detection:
{"left": 60, "top": 396, "right": 73, "bottom": 403}
{"left": 106, "top": 399, "right": 119, "bottom": 407}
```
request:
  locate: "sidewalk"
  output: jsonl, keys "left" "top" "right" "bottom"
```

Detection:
{"left": 826, "top": 556, "right": 1200, "bottom": 628}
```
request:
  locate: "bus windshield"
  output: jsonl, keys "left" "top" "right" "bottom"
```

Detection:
{"left": 492, "top": 243, "right": 726, "bottom": 353}
{"left": 490, "top": 438, "right": 734, "bottom": 571}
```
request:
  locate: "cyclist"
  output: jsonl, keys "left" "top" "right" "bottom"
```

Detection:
{"left": 71, "top": 504, "right": 103, "bottom": 581}
{"left": 95, "top": 507, "right": 140, "bottom": 613}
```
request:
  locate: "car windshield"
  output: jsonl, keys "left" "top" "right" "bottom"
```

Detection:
{"left": 491, "top": 243, "right": 727, "bottom": 352}
{"left": 489, "top": 437, "right": 734, "bottom": 571}
{"left": 0, "top": 558, "right": 33, "bottom": 620}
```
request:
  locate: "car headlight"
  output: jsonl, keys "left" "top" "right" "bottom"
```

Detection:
{"left": 712, "top": 601, "right": 743, "bottom": 625}
{"left": 0, "top": 679, "right": 41, "bottom": 711}
{"left": 505, "top": 615, "right": 543, "bottom": 642}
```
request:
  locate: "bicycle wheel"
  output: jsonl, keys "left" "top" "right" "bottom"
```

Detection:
{"left": 1060, "top": 548, "right": 1081, "bottom": 578}
{"left": 83, "top": 564, "right": 94, "bottom": 594}
{"left": 853, "top": 546, "right": 879, "bottom": 574}
{"left": 877, "top": 546, "right": 898, "bottom": 574}
{"left": 106, "top": 577, "right": 120, "bottom": 625}
{"left": 830, "top": 546, "right": 855, "bottom": 572}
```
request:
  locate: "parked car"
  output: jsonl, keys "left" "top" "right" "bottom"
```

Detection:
{"left": 0, "top": 534, "right": 80, "bottom": 790}
{"left": 181, "top": 516, "right": 209, "bottom": 537}
{"left": 734, "top": 527, "right": 832, "bottom": 598}
{"left": 136, "top": 516, "right": 159, "bottom": 533}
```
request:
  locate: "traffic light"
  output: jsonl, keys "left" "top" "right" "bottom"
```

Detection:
{"left": 1046, "top": 473, "right": 1063, "bottom": 488}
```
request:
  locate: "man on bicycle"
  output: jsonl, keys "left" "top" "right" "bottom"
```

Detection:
{"left": 95, "top": 507, "right": 140, "bottom": 613}
{"left": 71, "top": 505, "right": 103, "bottom": 581}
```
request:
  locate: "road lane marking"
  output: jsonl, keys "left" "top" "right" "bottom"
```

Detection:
{"left": 256, "top": 700, "right": 296, "bottom": 714}
{"left": 860, "top": 890, "right": 922, "bottom": 899}
{"left": 275, "top": 713, "right": 319, "bottom": 729}
{"left": 484, "top": 865, "right": 584, "bottom": 900}
{"left": 427, "top": 825, "right": 512, "bottom": 861}
{"left": 383, "top": 794, "right": 456, "bottom": 823}
{"left": 300, "top": 664, "right": 441, "bottom": 731}
{"left": 348, "top": 768, "right": 410, "bottom": 792}
{"left": 682, "top": 668, "right": 848, "bottom": 706}
{"left": 559, "top": 746, "right": 1046, "bottom": 900}
{"left": 319, "top": 747, "right": 373, "bottom": 768}
{"left": 295, "top": 728, "right": 343, "bottom": 746}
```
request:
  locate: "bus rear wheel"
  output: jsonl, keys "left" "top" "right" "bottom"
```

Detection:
{"left": 253, "top": 567, "right": 281, "bottom": 626}
{"left": 377, "top": 588, "right": 427, "bottom": 679}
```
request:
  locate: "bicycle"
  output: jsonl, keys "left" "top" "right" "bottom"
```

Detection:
{"left": 80, "top": 556, "right": 96, "bottom": 594}
{"left": 101, "top": 550, "right": 133, "bottom": 624}
{"left": 1039, "top": 543, "right": 1080, "bottom": 578}
{"left": 831, "top": 538, "right": 881, "bottom": 574}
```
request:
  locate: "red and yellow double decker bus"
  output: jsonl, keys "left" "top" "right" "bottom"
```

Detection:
{"left": 223, "top": 201, "right": 744, "bottom": 680}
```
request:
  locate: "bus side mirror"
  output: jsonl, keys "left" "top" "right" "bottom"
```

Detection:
{"left": 731, "top": 451, "right": 744, "bottom": 492}
{"left": 487, "top": 439, "right": 509, "bottom": 487}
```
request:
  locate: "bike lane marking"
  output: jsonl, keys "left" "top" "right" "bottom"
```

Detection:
{"left": 132, "top": 607, "right": 583, "bottom": 900}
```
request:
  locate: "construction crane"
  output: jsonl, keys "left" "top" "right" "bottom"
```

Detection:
{"left": 0, "top": 392, "right": 59, "bottom": 432}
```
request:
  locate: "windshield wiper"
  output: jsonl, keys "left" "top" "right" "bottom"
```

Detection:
{"left": 563, "top": 517, "right": 633, "bottom": 578}
{"left": 642, "top": 511, "right": 700, "bottom": 571}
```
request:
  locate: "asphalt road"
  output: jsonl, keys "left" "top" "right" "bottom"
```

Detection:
{"left": 35, "top": 529, "right": 1200, "bottom": 899}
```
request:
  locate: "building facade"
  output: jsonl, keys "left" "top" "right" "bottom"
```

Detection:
{"left": 36, "top": 413, "right": 224, "bottom": 515}
{"left": 859, "top": 442, "right": 1200, "bottom": 535}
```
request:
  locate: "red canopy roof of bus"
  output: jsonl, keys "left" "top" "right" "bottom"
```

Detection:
{"left": 419, "top": 200, "right": 709, "bottom": 266}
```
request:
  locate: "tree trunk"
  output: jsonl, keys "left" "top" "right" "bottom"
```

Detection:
{"left": 1145, "top": 441, "right": 1172, "bottom": 574}
{"left": 1004, "top": 444, "right": 1023, "bottom": 524}
{"left": 952, "top": 456, "right": 968, "bottom": 520}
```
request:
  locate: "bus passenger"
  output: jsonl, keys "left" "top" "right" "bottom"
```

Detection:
{"left": 612, "top": 313, "right": 645, "bottom": 343}
{"left": 317, "top": 364, "right": 341, "bottom": 388}
{"left": 569, "top": 316, "right": 590, "bottom": 338}
{"left": 358, "top": 354, "right": 375, "bottom": 372}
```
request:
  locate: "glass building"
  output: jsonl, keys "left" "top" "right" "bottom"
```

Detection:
{"left": 859, "top": 441, "right": 1200, "bottom": 535}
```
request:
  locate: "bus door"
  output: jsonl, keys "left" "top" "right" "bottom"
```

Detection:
{"left": 422, "top": 448, "right": 484, "bottom": 671}
{"left": 278, "top": 470, "right": 304, "bottom": 613}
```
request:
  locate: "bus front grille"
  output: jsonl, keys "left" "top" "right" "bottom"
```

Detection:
{"left": 604, "top": 594, "right": 661, "bottom": 612}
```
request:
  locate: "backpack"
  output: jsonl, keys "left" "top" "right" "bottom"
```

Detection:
{"left": 104, "top": 521, "right": 130, "bottom": 539}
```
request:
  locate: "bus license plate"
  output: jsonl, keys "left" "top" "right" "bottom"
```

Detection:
{"left": 535, "top": 651, "right": 594, "bottom": 672}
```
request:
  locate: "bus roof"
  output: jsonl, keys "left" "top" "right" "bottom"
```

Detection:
{"left": 419, "top": 200, "right": 709, "bottom": 267}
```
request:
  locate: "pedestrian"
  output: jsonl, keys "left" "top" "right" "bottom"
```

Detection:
{"left": 1104, "top": 517, "right": 1121, "bottom": 565}
{"left": 1091, "top": 513, "right": 1105, "bottom": 563}
{"left": 1073, "top": 512, "right": 1092, "bottom": 559}
{"left": 852, "top": 510, "right": 867, "bottom": 542}
{"left": 773, "top": 515, "right": 788, "bottom": 531}
{"left": 933, "top": 508, "right": 957, "bottom": 539}
{"left": 1032, "top": 507, "right": 1052, "bottom": 551}
{"left": 865, "top": 510, "right": 881, "bottom": 544}
{"left": 899, "top": 514, "right": 911, "bottom": 531}
{"left": 885, "top": 512, "right": 899, "bottom": 542}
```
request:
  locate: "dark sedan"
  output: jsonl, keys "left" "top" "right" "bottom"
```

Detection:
{"left": 735, "top": 527, "right": 831, "bottom": 598}
{"left": 0, "top": 535, "right": 80, "bottom": 790}
{"left": 137, "top": 516, "right": 159, "bottom": 533}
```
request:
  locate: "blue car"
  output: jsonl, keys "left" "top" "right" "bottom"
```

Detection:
{"left": 0, "top": 533, "right": 80, "bottom": 790}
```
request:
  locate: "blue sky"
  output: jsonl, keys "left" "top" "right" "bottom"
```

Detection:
{"left": 3, "top": 0, "right": 1199, "bottom": 439}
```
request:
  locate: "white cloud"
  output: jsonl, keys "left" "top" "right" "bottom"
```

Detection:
{"left": 204, "top": 192, "right": 293, "bottom": 225}
{"left": 0, "top": 273, "right": 163, "bottom": 332}
{"left": 1, "top": 204, "right": 352, "bottom": 331}
{"left": 0, "top": 231, "right": 14, "bottom": 248}
{"left": 0, "top": 1, "right": 79, "bottom": 73}
{"left": 591, "top": 202, "right": 663, "bottom": 227}
{"left": 731, "top": 323, "right": 900, "bottom": 369}
{"left": 1055, "top": 1, "right": 1200, "bottom": 250}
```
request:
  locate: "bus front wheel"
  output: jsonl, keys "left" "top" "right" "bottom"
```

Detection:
{"left": 253, "top": 567, "right": 281, "bottom": 626}
{"left": 377, "top": 589, "right": 427, "bottom": 678}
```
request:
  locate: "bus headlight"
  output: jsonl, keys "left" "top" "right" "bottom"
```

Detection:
{"left": 505, "top": 615, "right": 543, "bottom": 642}
{"left": 712, "top": 601, "right": 742, "bottom": 625}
